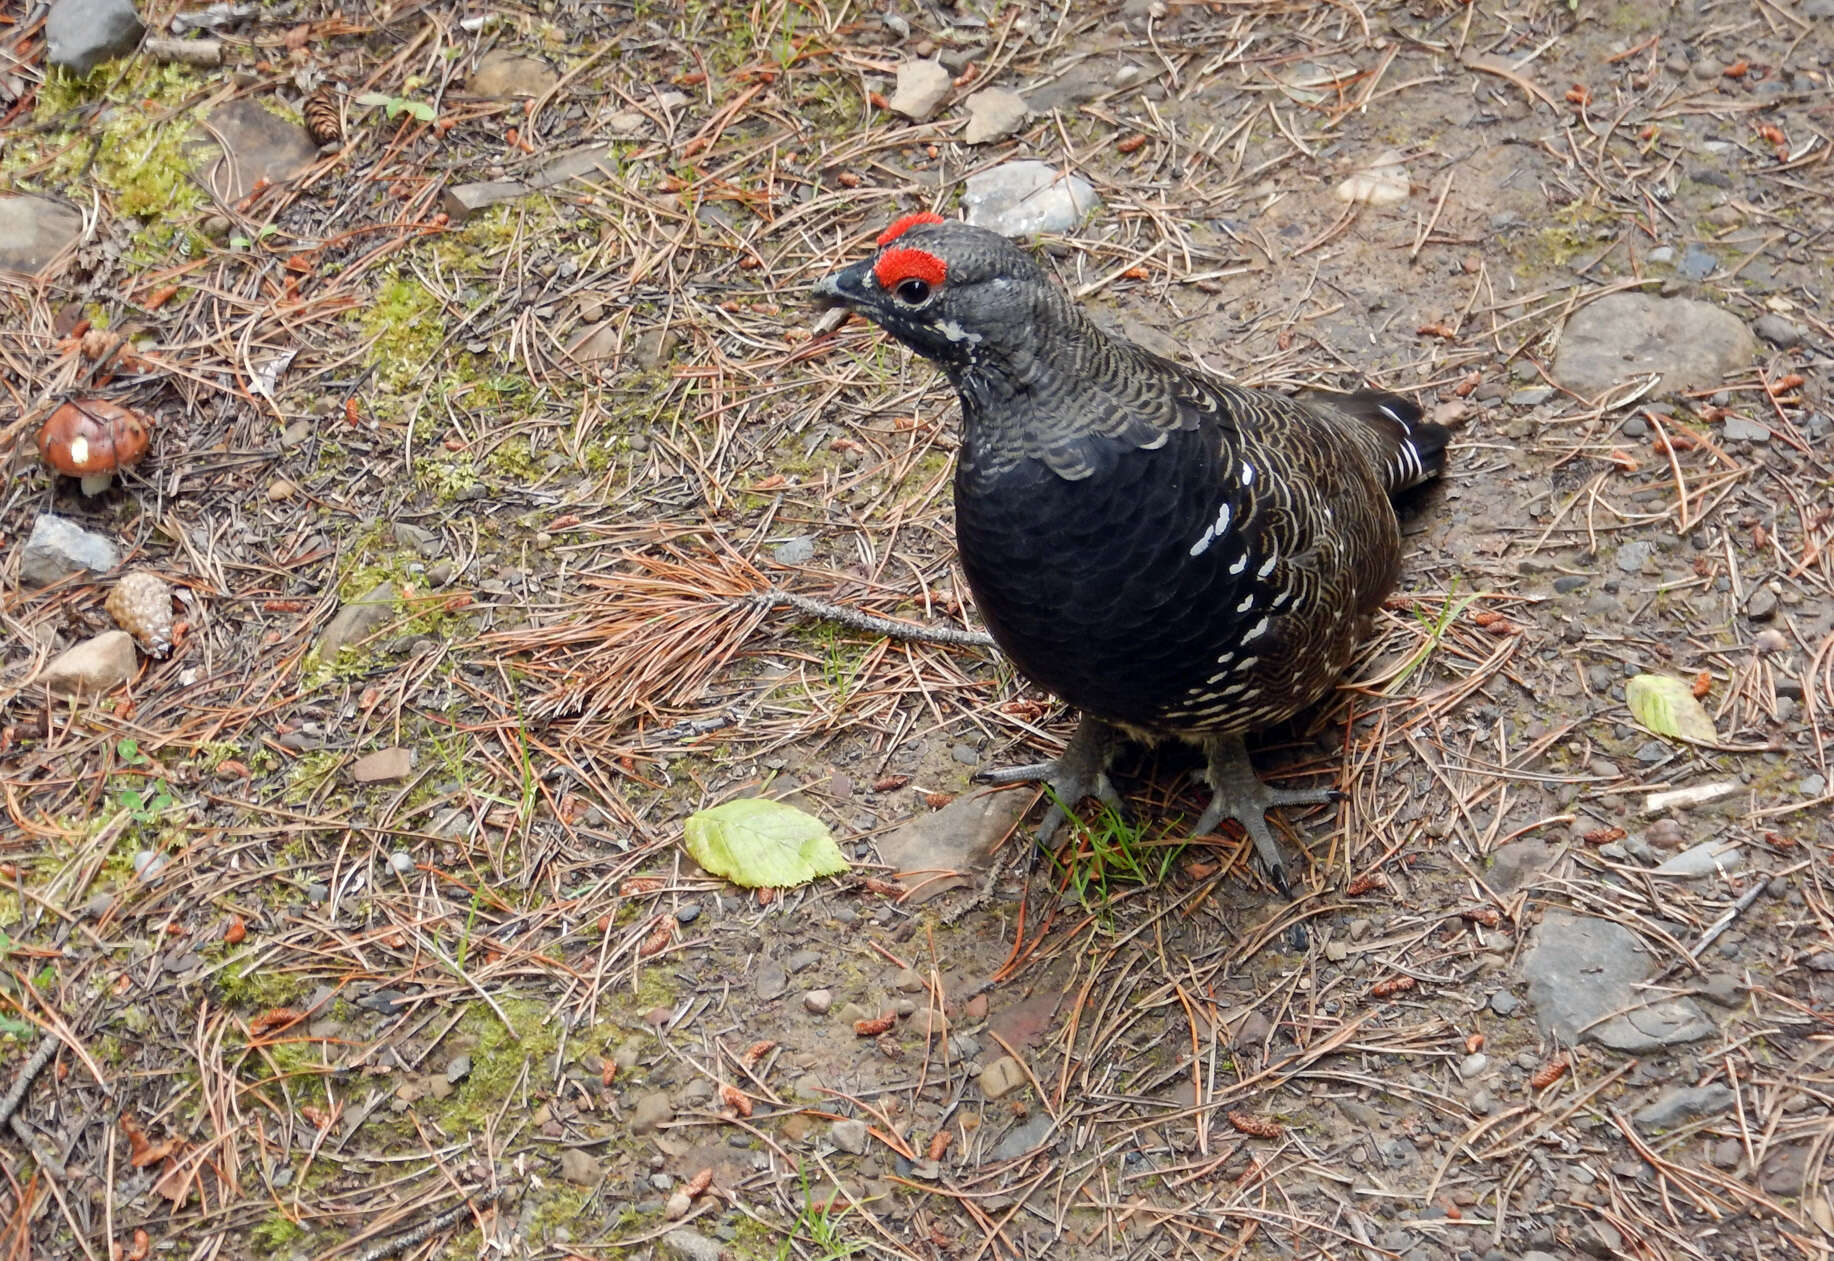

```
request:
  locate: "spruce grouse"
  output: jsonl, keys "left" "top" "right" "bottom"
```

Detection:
{"left": 813, "top": 213, "right": 1448, "bottom": 894}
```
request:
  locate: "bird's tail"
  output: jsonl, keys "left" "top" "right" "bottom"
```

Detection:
{"left": 1333, "top": 389, "right": 1449, "bottom": 495}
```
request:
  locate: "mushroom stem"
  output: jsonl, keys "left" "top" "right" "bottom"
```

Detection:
{"left": 79, "top": 473, "right": 115, "bottom": 495}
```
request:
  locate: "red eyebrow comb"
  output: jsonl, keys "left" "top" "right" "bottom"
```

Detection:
{"left": 876, "top": 211, "right": 945, "bottom": 247}
{"left": 873, "top": 246, "right": 947, "bottom": 292}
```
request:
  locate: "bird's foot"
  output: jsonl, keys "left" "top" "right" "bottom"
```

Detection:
{"left": 974, "top": 715, "right": 1121, "bottom": 844}
{"left": 1191, "top": 735, "right": 1336, "bottom": 901}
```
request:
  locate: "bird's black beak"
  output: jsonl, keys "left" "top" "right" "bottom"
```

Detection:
{"left": 811, "top": 259, "right": 877, "bottom": 313}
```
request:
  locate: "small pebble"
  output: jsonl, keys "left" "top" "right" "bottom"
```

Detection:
{"left": 803, "top": 989, "right": 834, "bottom": 1014}
{"left": 389, "top": 850, "right": 414, "bottom": 874}
{"left": 1459, "top": 1053, "right": 1489, "bottom": 1080}
{"left": 675, "top": 903, "right": 702, "bottom": 925}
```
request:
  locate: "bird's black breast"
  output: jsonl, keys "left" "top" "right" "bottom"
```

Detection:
{"left": 954, "top": 423, "right": 1285, "bottom": 732}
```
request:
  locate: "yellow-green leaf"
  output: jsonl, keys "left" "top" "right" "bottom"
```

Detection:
{"left": 1626, "top": 674, "right": 1718, "bottom": 744}
{"left": 683, "top": 798, "right": 850, "bottom": 888}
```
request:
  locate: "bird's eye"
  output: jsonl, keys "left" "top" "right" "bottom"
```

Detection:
{"left": 895, "top": 277, "right": 932, "bottom": 305}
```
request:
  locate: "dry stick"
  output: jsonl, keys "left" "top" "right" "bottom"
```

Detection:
{"left": 350, "top": 1186, "right": 506, "bottom": 1261}
{"left": 743, "top": 589, "right": 995, "bottom": 649}
{"left": 0, "top": 1033, "right": 57, "bottom": 1128}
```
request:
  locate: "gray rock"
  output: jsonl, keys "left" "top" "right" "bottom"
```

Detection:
{"left": 20, "top": 513, "right": 120, "bottom": 586}
{"left": 1633, "top": 1084, "right": 1734, "bottom": 1129}
{"left": 1752, "top": 313, "right": 1805, "bottom": 348}
{"left": 1490, "top": 991, "right": 1520, "bottom": 1017}
{"left": 1520, "top": 911, "right": 1714, "bottom": 1050}
{"left": 443, "top": 180, "right": 530, "bottom": 223}
{"left": 830, "top": 1118, "right": 868, "bottom": 1154}
{"left": 188, "top": 99, "right": 319, "bottom": 203}
{"left": 962, "top": 160, "right": 1100, "bottom": 237}
{"left": 315, "top": 581, "right": 397, "bottom": 659}
{"left": 962, "top": 87, "right": 1029, "bottom": 144}
{"left": 0, "top": 195, "right": 86, "bottom": 278}
{"left": 1721, "top": 414, "right": 1770, "bottom": 443}
{"left": 772, "top": 536, "right": 815, "bottom": 566}
{"left": 1506, "top": 387, "right": 1553, "bottom": 407}
{"left": 46, "top": 0, "right": 144, "bottom": 74}
{"left": 1553, "top": 293, "right": 1757, "bottom": 397}
{"left": 36, "top": 631, "right": 137, "bottom": 695}
{"left": 990, "top": 1112, "right": 1053, "bottom": 1161}
{"left": 661, "top": 1229, "right": 723, "bottom": 1261}
{"left": 1614, "top": 540, "right": 1652, "bottom": 573}
{"left": 1676, "top": 243, "right": 1717, "bottom": 279}
{"left": 803, "top": 988, "right": 833, "bottom": 1014}
{"left": 889, "top": 59, "right": 951, "bottom": 120}
{"left": 753, "top": 959, "right": 788, "bottom": 1000}
{"left": 1651, "top": 839, "right": 1743, "bottom": 879}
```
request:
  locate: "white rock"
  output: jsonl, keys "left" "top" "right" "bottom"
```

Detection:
{"left": 962, "top": 87, "right": 1029, "bottom": 144}
{"left": 36, "top": 630, "right": 137, "bottom": 695}
{"left": 962, "top": 160, "right": 1101, "bottom": 237}
{"left": 889, "top": 59, "right": 951, "bottom": 121}
{"left": 1334, "top": 148, "right": 1411, "bottom": 205}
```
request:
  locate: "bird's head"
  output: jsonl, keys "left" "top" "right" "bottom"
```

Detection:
{"left": 812, "top": 214, "right": 1053, "bottom": 372}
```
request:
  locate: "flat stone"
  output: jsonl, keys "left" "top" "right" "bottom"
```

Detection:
{"left": 889, "top": 59, "right": 951, "bottom": 120}
{"left": 1752, "top": 313, "right": 1805, "bottom": 348}
{"left": 661, "top": 1229, "right": 722, "bottom": 1261}
{"left": 316, "top": 581, "right": 397, "bottom": 659}
{"left": 36, "top": 631, "right": 138, "bottom": 695}
{"left": 1650, "top": 839, "right": 1744, "bottom": 879}
{"left": 1520, "top": 911, "right": 1714, "bottom": 1051}
{"left": 962, "top": 87, "right": 1029, "bottom": 144}
{"left": 830, "top": 1118, "right": 868, "bottom": 1154}
{"left": 1721, "top": 414, "right": 1770, "bottom": 442}
{"left": 0, "top": 195, "right": 86, "bottom": 278}
{"left": 1633, "top": 1084, "right": 1735, "bottom": 1129}
{"left": 754, "top": 959, "right": 788, "bottom": 1000}
{"left": 467, "top": 51, "right": 558, "bottom": 99}
{"left": 558, "top": 1148, "right": 600, "bottom": 1185}
{"left": 1553, "top": 293, "right": 1756, "bottom": 398}
{"left": 962, "top": 160, "right": 1101, "bottom": 237}
{"left": 1614, "top": 540, "right": 1653, "bottom": 573}
{"left": 46, "top": 0, "right": 144, "bottom": 75}
{"left": 442, "top": 180, "right": 530, "bottom": 223}
{"left": 989, "top": 1111, "right": 1053, "bottom": 1161}
{"left": 630, "top": 1091, "right": 674, "bottom": 1133}
{"left": 980, "top": 1054, "right": 1027, "bottom": 1099}
{"left": 351, "top": 746, "right": 413, "bottom": 783}
{"left": 875, "top": 787, "right": 1030, "bottom": 904}
{"left": 188, "top": 99, "right": 319, "bottom": 203}
{"left": 19, "top": 513, "right": 120, "bottom": 586}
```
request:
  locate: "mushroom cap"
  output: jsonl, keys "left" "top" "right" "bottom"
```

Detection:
{"left": 37, "top": 400, "right": 152, "bottom": 478}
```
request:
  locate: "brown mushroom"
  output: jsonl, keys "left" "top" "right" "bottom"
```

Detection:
{"left": 37, "top": 399, "right": 152, "bottom": 495}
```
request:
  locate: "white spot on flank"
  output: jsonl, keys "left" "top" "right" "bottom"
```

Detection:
{"left": 1241, "top": 617, "right": 1269, "bottom": 643}
{"left": 1140, "top": 431, "right": 1168, "bottom": 450}
{"left": 1236, "top": 656, "right": 1259, "bottom": 671}
{"left": 1235, "top": 593, "right": 1256, "bottom": 614}
{"left": 1257, "top": 554, "right": 1278, "bottom": 578}
{"left": 1228, "top": 551, "right": 1249, "bottom": 575}
{"left": 1188, "top": 500, "right": 1234, "bottom": 557}
{"left": 1241, "top": 461, "right": 1255, "bottom": 485}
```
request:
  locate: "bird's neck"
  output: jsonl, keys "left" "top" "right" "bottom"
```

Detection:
{"left": 946, "top": 299, "right": 1175, "bottom": 485}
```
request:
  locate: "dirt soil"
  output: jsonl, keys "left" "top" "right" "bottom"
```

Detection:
{"left": 2, "top": 1, "right": 1832, "bottom": 1259}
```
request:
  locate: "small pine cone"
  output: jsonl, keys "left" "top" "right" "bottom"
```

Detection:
{"left": 303, "top": 88, "right": 341, "bottom": 147}
{"left": 106, "top": 571, "right": 175, "bottom": 657}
